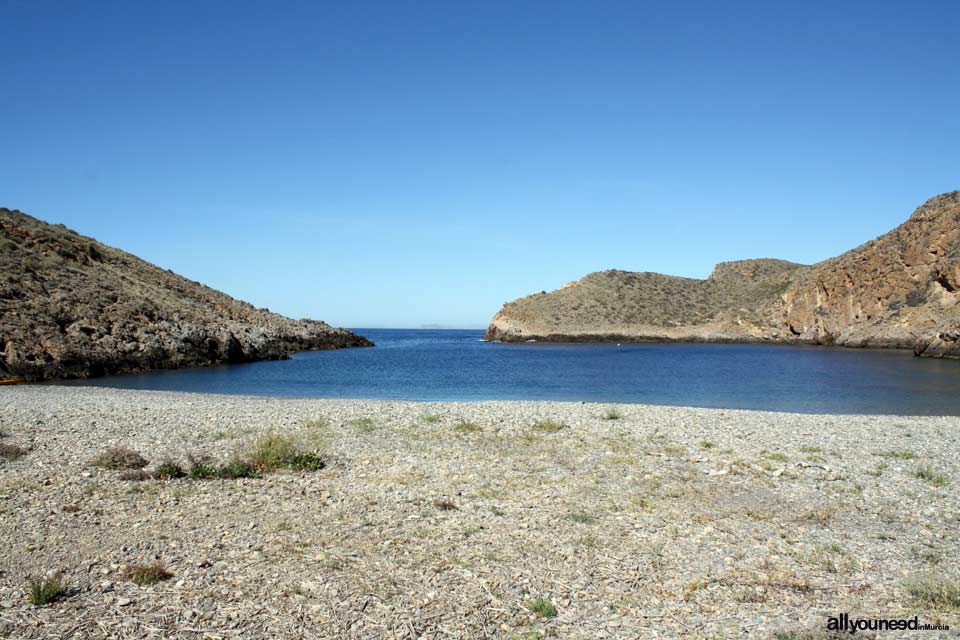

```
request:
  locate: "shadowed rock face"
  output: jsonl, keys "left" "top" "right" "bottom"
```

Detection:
{"left": 485, "top": 191, "right": 960, "bottom": 358}
{"left": 0, "top": 208, "right": 372, "bottom": 381}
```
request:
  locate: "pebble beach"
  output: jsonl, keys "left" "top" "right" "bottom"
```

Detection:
{"left": 1, "top": 385, "right": 958, "bottom": 639}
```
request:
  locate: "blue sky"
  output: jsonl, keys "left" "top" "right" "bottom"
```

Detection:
{"left": 2, "top": 1, "right": 958, "bottom": 328}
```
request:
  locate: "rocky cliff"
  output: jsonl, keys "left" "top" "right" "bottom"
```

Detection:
{"left": 485, "top": 191, "right": 960, "bottom": 358}
{"left": 0, "top": 208, "right": 373, "bottom": 381}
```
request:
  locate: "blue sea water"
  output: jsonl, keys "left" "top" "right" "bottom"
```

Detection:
{"left": 57, "top": 328, "right": 960, "bottom": 415}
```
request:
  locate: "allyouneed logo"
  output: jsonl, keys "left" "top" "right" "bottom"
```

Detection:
{"left": 827, "top": 613, "right": 950, "bottom": 634}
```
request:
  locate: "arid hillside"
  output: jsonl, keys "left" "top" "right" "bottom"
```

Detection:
{"left": 0, "top": 208, "right": 372, "bottom": 381}
{"left": 485, "top": 191, "right": 960, "bottom": 357}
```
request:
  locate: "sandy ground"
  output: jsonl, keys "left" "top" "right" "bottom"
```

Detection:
{"left": 0, "top": 385, "right": 958, "bottom": 639}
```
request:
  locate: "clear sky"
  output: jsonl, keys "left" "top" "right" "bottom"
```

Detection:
{"left": 3, "top": 2, "right": 958, "bottom": 329}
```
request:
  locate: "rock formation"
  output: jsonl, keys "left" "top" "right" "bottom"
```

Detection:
{"left": 0, "top": 208, "right": 373, "bottom": 381}
{"left": 485, "top": 191, "right": 960, "bottom": 358}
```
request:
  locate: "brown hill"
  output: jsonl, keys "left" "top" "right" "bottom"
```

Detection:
{"left": 0, "top": 208, "right": 372, "bottom": 381}
{"left": 485, "top": 191, "right": 960, "bottom": 358}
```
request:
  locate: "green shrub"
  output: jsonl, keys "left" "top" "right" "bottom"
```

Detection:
{"left": 914, "top": 466, "right": 949, "bottom": 487}
{"left": 527, "top": 597, "right": 558, "bottom": 618}
{"left": 288, "top": 451, "right": 326, "bottom": 472}
{"left": 26, "top": 574, "right": 66, "bottom": 606}
{"left": 188, "top": 458, "right": 219, "bottom": 480}
{"left": 152, "top": 460, "right": 186, "bottom": 480}
{"left": 247, "top": 433, "right": 296, "bottom": 471}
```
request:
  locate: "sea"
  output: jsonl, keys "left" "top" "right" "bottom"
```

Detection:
{"left": 54, "top": 328, "right": 960, "bottom": 415}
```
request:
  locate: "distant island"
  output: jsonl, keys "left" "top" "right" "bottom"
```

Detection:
{"left": 485, "top": 191, "right": 960, "bottom": 358}
{"left": 0, "top": 208, "right": 372, "bottom": 382}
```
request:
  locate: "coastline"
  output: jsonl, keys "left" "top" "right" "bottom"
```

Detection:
{"left": 1, "top": 386, "right": 957, "bottom": 638}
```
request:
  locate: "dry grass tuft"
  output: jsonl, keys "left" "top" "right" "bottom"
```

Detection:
{"left": 90, "top": 447, "right": 148, "bottom": 470}
{"left": 128, "top": 562, "right": 174, "bottom": 586}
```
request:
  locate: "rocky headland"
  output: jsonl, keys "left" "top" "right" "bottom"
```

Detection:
{"left": 0, "top": 208, "right": 372, "bottom": 382}
{"left": 485, "top": 191, "right": 960, "bottom": 357}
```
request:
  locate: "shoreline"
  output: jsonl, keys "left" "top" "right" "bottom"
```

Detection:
{"left": 1, "top": 386, "right": 958, "bottom": 638}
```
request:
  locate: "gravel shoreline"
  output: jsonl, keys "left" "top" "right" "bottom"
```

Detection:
{"left": 1, "top": 386, "right": 958, "bottom": 639}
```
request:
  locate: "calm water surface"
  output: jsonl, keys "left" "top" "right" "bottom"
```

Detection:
{"left": 58, "top": 328, "right": 960, "bottom": 415}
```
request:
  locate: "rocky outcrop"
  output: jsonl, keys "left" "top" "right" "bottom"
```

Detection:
{"left": 485, "top": 191, "right": 960, "bottom": 358}
{"left": 0, "top": 208, "right": 372, "bottom": 381}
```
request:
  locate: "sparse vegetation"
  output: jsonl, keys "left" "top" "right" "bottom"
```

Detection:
{"left": 128, "top": 562, "right": 174, "bottom": 586}
{"left": 762, "top": 451, "right": 789, "bottom": 462}
{"left": 247, "top": 433, "right": 296, "bottom": 471}
{"left": 454, "top": 421, "right": 482, "bottom": 433}
{"left": 533, "top": 419, "right": 567, "bottom": 433}
{"left": 527, "top": 597, "right": 558, "bottom": 618}
{"left": 878, "top": 450, "right": 915, "bottom": 460}
{"left": 601, "top": 409, "right": 622, "bottom": 420}
{"left": 153, "top": 460, "right": 186, "bottom": 480}
{"left": 799, "top": 508, "right": 834, "bottom": 526}
{"left": 0, "top": 442, "right": 27, "bottom": 461}
{"left": 187, "top": 457, "right": 219, "bottom": 480}
{"left": 904, "top": 576, "right": 960, "bottom": 610}
{"left": 349, "top": 417, "right": 379, "bottom": 432}
{"left": 699, "top": 440, "right": 715, "bottom": 449}
{"left": 90, "top": 447, "right": 148, "bottom": 470}
{"left": 568, "top": 512, "right": 596, "bottom": 525}
{"left": 218, "top": 458, "right": 260, "bottom": 479}
{"left": 421, "top": 414, "right": 442, "bottom": 424}
{"left": 914, "top": 466, "right": 949, "bottom": 487}
{"left": 26, "top": 574, "right": 67, "bottom": 606}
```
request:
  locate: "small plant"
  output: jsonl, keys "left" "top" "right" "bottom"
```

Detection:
{"left": 90, "top": 447, "right": 149, "bottom": 470}
{"left": 533, "top": 420, "right": 567, "bottom": 433}
{"left": 663, "top": 444, "right": 687, "bottom": 456}
{"left": 152, "top": 460, "right": 186, "bottom": 480}
{"left": 799, "top": 508, "right": 833, "bottom": 526}
{"left": 914, "top": 466, "right": 949, "bottom": 487}
{"left": 247, "top": 433, "right": 296, "bottom": 471}
{"left": 878, "top": 450, "right": 915, "bottom": 460}
{"left": 188, "top": 458, "right": 219, "bottom": 480}
{"left": 762, "top": 451, "right": 789, "bottom": 462}
{"left": 905, "top": 576, "right": 960, "bottom": 610}
{"left": 568, "top": 512, "right": 596, "bottom": 525}
{"left": 601, "top": 409, "right": 622, "bottom": 420}
{"left": 527, "top": 596, "right": 558, "bottom": 618}
{"left": 799, "top": 445, "right": 823, "bottom": 454}
{"left": 454, "top": 422, "right": 482, "bottom": 434}
{"left": 303, "top": 419, "right": 327, "bottom": 428}
{"left": 0, "top": 443, "right": 27, "bottom": 461}
{"left": 288, "top": 451, "right": 326, "bottom": 472}
{"left": 348, "top": 417, "right": 378, "bottom": 432}
{"left": 699, "top": 440, "right": 715, "bottom": 450}
{"left": 26, "top": 574, "right": 67, "bottom": 606}
{"left": 218, "top": 458, "right": 260, "bottom": 479}
{"left": 421, "top": 414, "right": 442, "bottom": 424}
{"left": 866, "top": 462, "right": 888, "bottom": 477}
{"left": 433, "top": 497, "right": 458, "bottom": 511}
{"left": 128, "top": 562, "right": 174, "bottom": 586}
